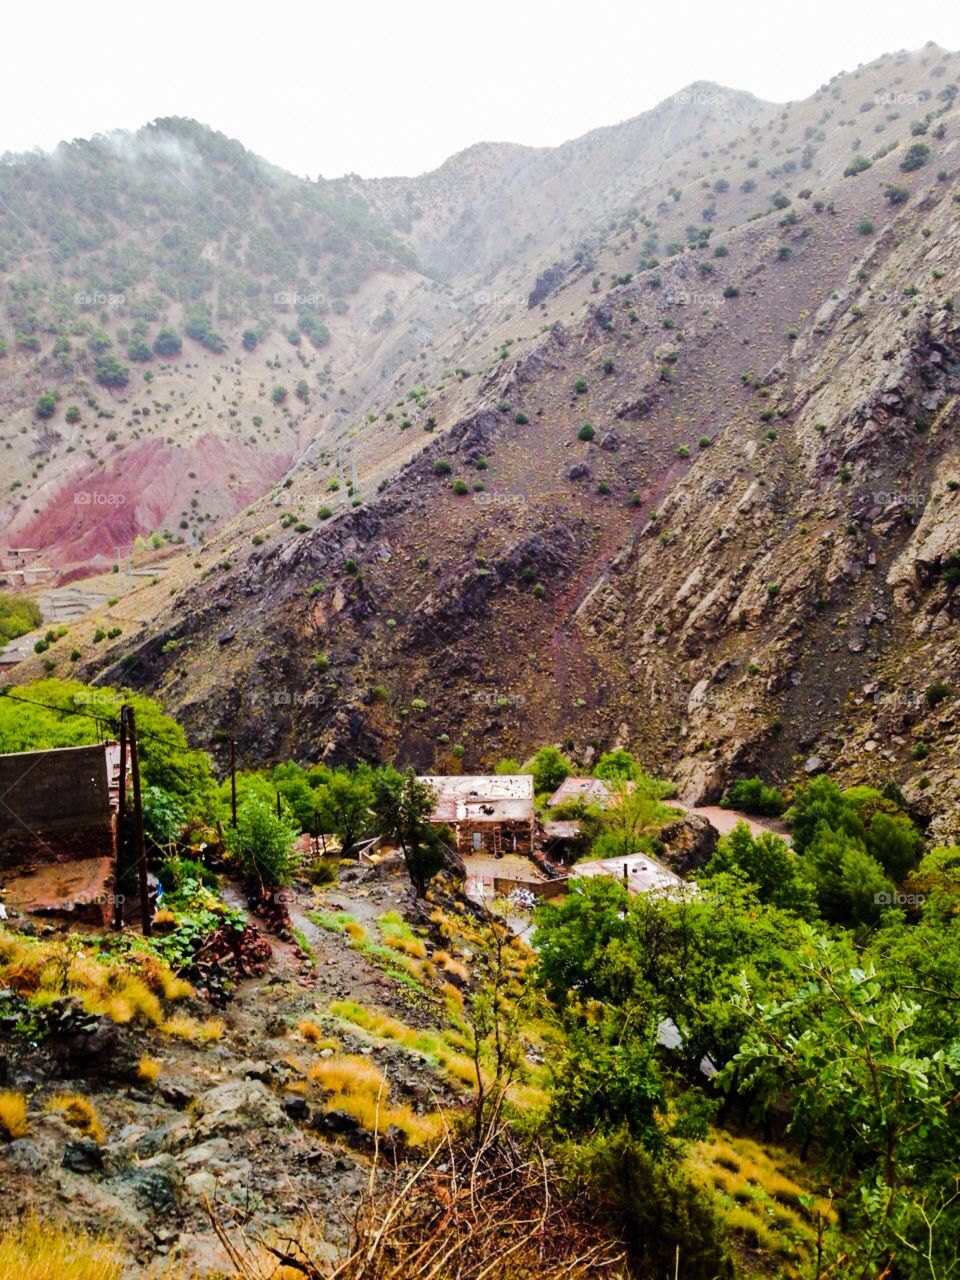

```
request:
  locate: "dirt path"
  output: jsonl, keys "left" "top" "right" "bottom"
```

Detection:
{"left": 677, "top": 802, "right": 792, "bottom": 843}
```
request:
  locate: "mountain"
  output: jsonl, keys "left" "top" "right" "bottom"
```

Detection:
{"left": 7, "top": 43, "right": 960, "bottom": 836}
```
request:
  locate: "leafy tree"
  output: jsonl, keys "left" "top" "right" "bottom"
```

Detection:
{"left": 95, "top": 355, "right": 129, "bottom": 388}
{"left": 0, "top": 679, "right": 215, "bottom": 818}
{"left": 313, "top": 767, "right": 374, "bottom": 855}
{"left": 589, "top": 777, "right": 676, "bottom": 860}
{"left": 152, "top": 329, "right": 182, "bottom": 357}
{"left": 803, "top": 823, "right": 893, "bottom": 925}
{"left": 865, "top": 810, "right": 923, "bottom": 882}
{"left": 530, "top": 745, "right": 574, "bottom": 794}
{"left": 727, "top": 931, "right": 960, "bottom": 1278}
{"left": 371, "top": 767, "right": 445, "bottom": 895}
{"left": 35, "top": 393, "right": 57, "bottom": 419}
{"left": 900, "top": 141, "right": 930, "bottom": 172}
{"left": 576, "top": 1133, "right": 734, "bottom": 1280}
{"left": 593, "top": 748, "right": 643, "bottom": 781}
{"left": 142, "top": 785, "right": 187, "bottom": 852}
{"left": 701, "top": 822, "right": 816, "bottom": 917}
{"left": 225, "top": 795, "right": 300, "bottom": 890}
{"left": 494, "top": 757, "right": 523, "bottom": 774}
{"left": 535, "top": 875, "right": 808, "bottom": 1080}
{"left": 786, "top": 775, "right": 864, "bottom": 852}
{"left": 127, "top": 336, "right": 152, "bottom": 362}
{"left": 0, "top": 594, "right": 42, "bottom": 644}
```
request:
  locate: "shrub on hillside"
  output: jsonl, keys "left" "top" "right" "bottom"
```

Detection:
{"left": 721, "top": 776, "right": 787, "bottom": 817}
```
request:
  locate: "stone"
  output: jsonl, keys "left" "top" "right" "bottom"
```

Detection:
{"left": 313, "top": 1109, "right": 361, "bottom": 1135}
{"left": 185, "top": 1170, "right": 218, "bottom": 1198}
{"left": 190, "top": 1078, "right": 288, "bottom": 1141}
{"left": 5, "top": 1138, "right": 48, "bottom": 1174}
{"left": 62, "top": 1138, "right": 104, "bottom": 1174}
{"left": 282, "top": 1096, "right": 309, "bottom": 1121}
{"left": 804, "top": 756, "right": 825, "bottom": 775}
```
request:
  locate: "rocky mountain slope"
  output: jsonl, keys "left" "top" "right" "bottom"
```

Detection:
{"left": 7, "top": 44, "right": 960, "bottom": 834}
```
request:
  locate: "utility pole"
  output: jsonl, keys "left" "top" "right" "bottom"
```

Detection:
{"left": 113, "top": 706, "right": 128, "bottom": 931}
{"left": 230, "top": 739, "right": 238, "bottom": 829}
{"left": 127, "top": 707, "right": 151, "bottom": 936}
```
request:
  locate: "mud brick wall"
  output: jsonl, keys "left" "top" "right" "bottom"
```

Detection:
{"left": 0, "top": 744, "right": 116, "bottom": 871}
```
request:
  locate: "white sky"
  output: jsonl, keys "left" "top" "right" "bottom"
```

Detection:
{"left": 4, "top": 0, "right": 960, "bottom": 179}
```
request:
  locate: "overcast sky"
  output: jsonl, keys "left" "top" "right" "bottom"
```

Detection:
{"left": 5, "top": 0, "right": 960, "bottom": 179}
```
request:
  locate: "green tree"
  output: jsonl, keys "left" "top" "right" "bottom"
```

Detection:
{"left": 727, "top": 931, "right": 960, "bottom": 1278}
{"left": 701, "top": 821, "right": 816, "bottom": 917}
{"left": 225, "top": 795, "right": 300, "bottom": 890}
{"left": 313, "top": 767, "right": 374, "bottom": 855}
{"left": 804, "top": 822, "right": 893, "bottom": 925}
{"left": 530, "top": 745, "right": 574, "bottom": 794}
{"left": 371, "top": 767, "right": 445, "bottom": 895}
{"left": 720, "top": 775, "right": 786, "bottom": 816}
{"left": 589, "top": 777, "right": 676, "bottom": 860}
{"left": 786, "top": 775, "right": 864, "bottom": 852}
{"left": 593, "top": 748, "right": 643, "bottom": 781}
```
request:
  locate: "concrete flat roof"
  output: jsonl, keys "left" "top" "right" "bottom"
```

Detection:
{"left": 420, "top": 775, "right": 535, "bottom": 824}
{"left": 571, "top": 851, "right": 689, "bottom": 896}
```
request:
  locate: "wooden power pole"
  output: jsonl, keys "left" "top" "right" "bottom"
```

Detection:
{"left": 127, "top": 706, "right": 152, "bottom": 936}
{"left": 113, "top": 706, "right": 128, "bottom": 931}
{"left": 230, "top": 739, "right": 238, "bottom": 828}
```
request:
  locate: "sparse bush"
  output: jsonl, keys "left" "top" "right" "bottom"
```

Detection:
{"left": 843, "top": 155, "right": 872, "bottom": 176}
{"left": 900, "top": 142, "right": 930, "bottom": 172}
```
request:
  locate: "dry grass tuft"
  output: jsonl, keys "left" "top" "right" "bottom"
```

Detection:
{"left": 0, "top": 1090, "right": 28, "bottom": 1141}
{"left": 297, "top": 1019, "right": 338, "bottom": 1049}
{"left": 45, "top": 1093, "right": 105, "bottom": 1143}
{"left": 306, "top": 1053, "right": 445, "bottom": 1147}
{"left": 0, "top": 1218, "right": 124, "bottom": 1280}
{"left": 0, "top": 928, "right": 193, "bottom": 1037}
{"left": 329, "top": 1000, "right": 477, "bottom": 1088}
{"left": 378, "top": 911, "right": 428, "bottom": 959}
{"left": 161, "top": 1013, "right": 225, "bottom": 1042}
{"left": 138, "top": 1055, "right": 161, "bottom": 1084}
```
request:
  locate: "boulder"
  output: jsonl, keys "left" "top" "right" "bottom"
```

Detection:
{"left": 190, "top": 1078, "right": 288, "bottom": 1142}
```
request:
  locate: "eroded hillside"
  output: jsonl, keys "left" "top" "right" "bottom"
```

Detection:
{"left": 8, "top": 45, "right": 960, "bottom": 834}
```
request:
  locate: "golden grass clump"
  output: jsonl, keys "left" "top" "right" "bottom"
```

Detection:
{"left": 0, "top": 1090, "right": 28, "bottom": 1141}
{"left": 138, "top": 1055, "right": 161, "bottom": 1084}
{"left": 690, "top": 1131, "right": 834, "bottom": 1269}
{"left": 0, "top": 1218, "right": 124, "bottom": 1280}
{"left": 297, "top": 1020, "right": 339, "bottom": 1050}
{"left": 378, "top": 911, "right": 428, "bottom": 959}
{"left": 45, "top": 1093, "right": 105, "bottom": 1144}
{"left": 435, "top": 951, "right": 470, "bottom": 983}
{"left": 0, "top": 928, "right": 193, "bottom": 1033}
{"left": 330, "top": 999, "right": 477, "bottom": 1089}
{"left": 307, "top": 1053, "right": 446, "bottom": 1146}
{"left": 161, "top": 1013, "right": 225, "bottom": 1042}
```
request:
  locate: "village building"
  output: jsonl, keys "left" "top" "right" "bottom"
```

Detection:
{"left": 548, "top": 776, "right": 630, "bottom": 808}
{"left": 419, "top": 775, "right": 537, "bottom": 857}
{"left": 0, "top": 741, "right": 128, "bottom": 925}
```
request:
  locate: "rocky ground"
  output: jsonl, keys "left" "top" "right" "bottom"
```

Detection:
{"left": 0, "top": 863, "right": 492, "bottom": 1277}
